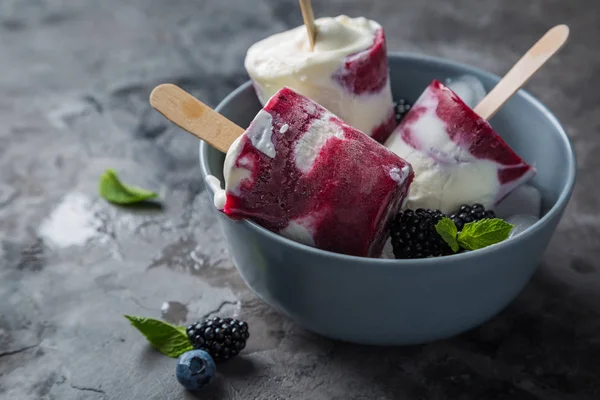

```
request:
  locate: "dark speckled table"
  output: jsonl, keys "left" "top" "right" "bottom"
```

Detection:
{"left": 1, "top": 1, "right": 599, "bottom": 399}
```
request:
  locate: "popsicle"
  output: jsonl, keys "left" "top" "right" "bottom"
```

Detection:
{"left": 244, "top": 13, "right": 395, "bottom": 143}
{"left": 385, "top": 25, "right": 569, "bottom": 214}
{"left": 150, "top": 85, "right": 414, "bottom": 258}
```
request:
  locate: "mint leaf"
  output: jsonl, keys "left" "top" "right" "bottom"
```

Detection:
{"left": 457, "top": 218, "right": 514, "bottom": 251}
{"left": 435, "top": 217, "right": 459, "bottom": 253}
{"left": 124, "top": 315, "right": 192, "bottom": 357}
{"left": 175, "top": 325, "right": 188, "bottom": 336}
{"left": 99, "top": 169, "right": 157, "bottom": 205}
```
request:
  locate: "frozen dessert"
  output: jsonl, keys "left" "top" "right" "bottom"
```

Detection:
{"left": 444, "top": 75, "right": 487, "bottom": 109}
{"left": 494, "top": 184, "right": 541, "bottom": 219}
{"left": 385, "top": 80, "right": 535, "bottom": 214}
{"left": 151, "top": 22, "right": 568, "bottom": 260}
{"left": 244, "top": 15, "right": 395, "bottom": 143}
{"left": 208, "top": 87, "right": 413, "bottom": 257}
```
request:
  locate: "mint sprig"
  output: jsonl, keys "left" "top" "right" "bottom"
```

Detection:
{"left": 457, "top": 219, "right": 514, "bottom": 250}
{"left": 99, "top": 169, "right": 158, "bottom": 205}
{"left": 435, "top": 217, "right": 459, "bottom": 253}
{"left": 435, "top": 218, "right": 514, "bottom": 252}
{"left": 124, "top": 315, "right": 192, "bottom": 357}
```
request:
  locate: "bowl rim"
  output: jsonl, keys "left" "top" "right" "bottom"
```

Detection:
{"left": 199, "top": 51, "right": 577, "bottom": 267}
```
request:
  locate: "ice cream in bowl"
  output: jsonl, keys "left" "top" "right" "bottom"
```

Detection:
{"left": 150, "top": 17, "right": 574, "bottom": 345}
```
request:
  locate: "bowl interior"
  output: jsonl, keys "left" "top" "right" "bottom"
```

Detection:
{"left": 201, "top": 53, "right": 575, "bottom": 244}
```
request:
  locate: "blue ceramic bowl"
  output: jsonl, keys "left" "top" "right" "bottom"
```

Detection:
{"left": 199, "top": 53, "right": 576, "bottom": 345}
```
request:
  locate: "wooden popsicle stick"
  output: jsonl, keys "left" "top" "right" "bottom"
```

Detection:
{"left": 474, "top": 24, "right": 569, "bottom": 120}
{"left": 149, "top": 84, "right": 244, "bottom": 153}
{"left": 299, "top": 0, "right": 317, "bottom": 51}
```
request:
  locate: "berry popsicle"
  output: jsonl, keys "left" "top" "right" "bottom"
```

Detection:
{"left": 385, "top": 25, "right": 569, "bottom": 214}
{"left": 150, "top": 85, "right": 414, "bottom": 258}
{"left": 244, "top": 15, "right": 395, "bottom": 143}
{"left": 385, "top": 80, "right": 535, "bottom": 213}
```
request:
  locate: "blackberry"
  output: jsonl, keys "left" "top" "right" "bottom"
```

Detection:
{"left": 449, "top": 203, "right": 496, "bottom": 231}
{"left": 390, "top": 208, "right": 452, "bottom": 259}
{"left": 186, "top": 317, "right": 249, "bottom": 363}
{"left": 393, "top": 98, "right": 412, "bottom": 123}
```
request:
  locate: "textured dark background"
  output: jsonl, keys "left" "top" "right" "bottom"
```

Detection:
{"left": 1, "top": 0, "right": 599, "bottom": 399}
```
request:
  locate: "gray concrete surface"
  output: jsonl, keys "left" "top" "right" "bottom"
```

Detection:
{"left": 1, "top": 0, "right": 599, "bottom": 399}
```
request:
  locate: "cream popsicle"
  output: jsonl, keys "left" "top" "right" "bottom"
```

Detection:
{"left": 244, "top": 15, "right": 395, "bottom": 143}
{"left": 385, "top": 80, "right": 535, "bottom": 214}
{"left": 211, "top": 87, "right": 413, "bottom": 258}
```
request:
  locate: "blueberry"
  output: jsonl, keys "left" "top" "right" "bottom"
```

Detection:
{"left": 175, "top": 350, "right": 216, "bottom": 392}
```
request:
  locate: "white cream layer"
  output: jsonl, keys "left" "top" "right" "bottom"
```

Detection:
{"left": 385, "top": 90, "right": 500, "bottom": 213}
{"left": 245, "top": 15, "right": 392, "bottom": 136}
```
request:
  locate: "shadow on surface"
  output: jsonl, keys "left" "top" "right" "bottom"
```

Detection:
{"left": 183, "top": 375, "right": 228, "bottom": 400}
{"left": 321, "top": 264, "right": 600, "bottom": 399}
{"left": 218, "top": 356, "right": 258, "bottom": 378}
{"left": 116, "top": 200, "right": 164, "bottom": 212}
